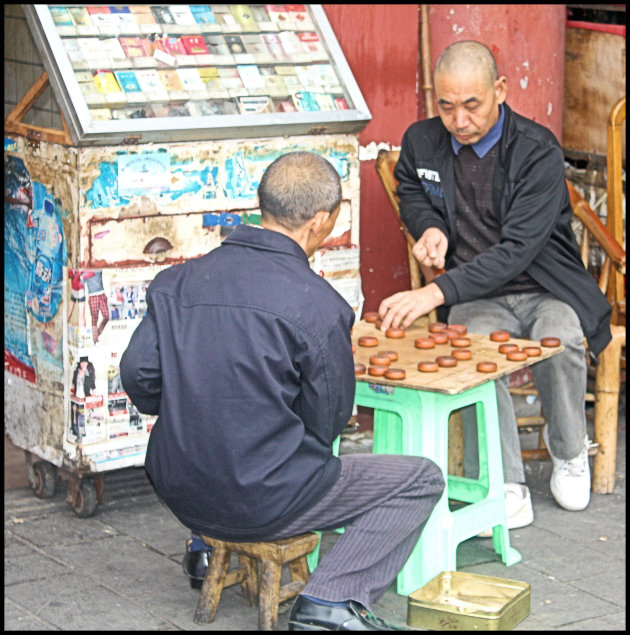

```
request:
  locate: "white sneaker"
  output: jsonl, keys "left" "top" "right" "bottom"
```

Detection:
{"left": 478, "top": 482, "right": 534, "bottom": 537}
{"left": 543, "top": 426, "right": 590, "bottom": 511}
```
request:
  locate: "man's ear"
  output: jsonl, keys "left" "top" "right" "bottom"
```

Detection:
{"left": 310, "top": 210, "right": 331, "bottom": 236}
{"left": 495, "top": 75, "right": 507, "bottom": 104}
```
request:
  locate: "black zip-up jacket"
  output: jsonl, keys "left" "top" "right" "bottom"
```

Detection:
{"left": 394, "top": 103, "right": 612, "bottom": 356}
{"left": 120, "top": 225, "right": 356, "bottom": 540}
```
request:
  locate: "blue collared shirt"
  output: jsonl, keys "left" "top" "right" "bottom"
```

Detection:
{"left": 451, "top": 103, "right": 505, "bottom": 158}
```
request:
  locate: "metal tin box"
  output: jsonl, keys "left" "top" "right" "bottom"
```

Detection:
{"left": 407, "top": 571, "right": 531, "bottom": 631}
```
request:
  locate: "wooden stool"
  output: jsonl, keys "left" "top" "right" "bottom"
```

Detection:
{"left": 193, "top": 532, "right": 320, "bottom": 630}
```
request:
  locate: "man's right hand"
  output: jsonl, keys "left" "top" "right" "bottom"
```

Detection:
{"left": 412, "top": 228, "right": 448, "bottom": 270}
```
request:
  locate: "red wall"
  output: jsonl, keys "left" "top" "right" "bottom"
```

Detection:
{"left": 322, "top": 4, "right": 567, "bottom": 313}
{"left": 322, "top": 4, "right": 420, "bottom": 311}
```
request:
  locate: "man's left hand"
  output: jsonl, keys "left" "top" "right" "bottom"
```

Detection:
{"left": 378, "top": 283, "right": 445, "bottom": 331}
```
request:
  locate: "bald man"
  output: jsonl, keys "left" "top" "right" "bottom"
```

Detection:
{"left": 379, "top": 41, "right": 611, "bottom": 527}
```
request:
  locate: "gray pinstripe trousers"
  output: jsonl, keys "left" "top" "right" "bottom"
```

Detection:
{"left": 267, "top": 453, "right": 445, "bottom": 611}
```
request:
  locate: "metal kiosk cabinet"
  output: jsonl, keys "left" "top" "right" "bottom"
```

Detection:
{"left": 5, "top": 4, "right": 370, "bottom": 517}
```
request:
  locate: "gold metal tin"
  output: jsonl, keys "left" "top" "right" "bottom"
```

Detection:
{"left": 407, "top": 571, "right": 531, "bottom": 630}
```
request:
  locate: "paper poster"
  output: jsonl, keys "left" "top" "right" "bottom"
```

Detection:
{"left": 118, "top": 151, "right": 171, "bottom": 196}
{"left": 65, "top": 266, "right": 166, "bottom": 448}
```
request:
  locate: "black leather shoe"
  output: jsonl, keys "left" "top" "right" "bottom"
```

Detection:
{"left": 288, "top": 595, "right": 408, "bottom": 630}
{"left": 182, "top": 541, "right": 211, "bottom": 590}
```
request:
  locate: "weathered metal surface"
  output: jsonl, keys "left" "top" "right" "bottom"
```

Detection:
{"left": 76, "top": 134, "right": 360, "bottom": 268}
{"left": 5, "top": 132, "right": 362, "bottom": 479}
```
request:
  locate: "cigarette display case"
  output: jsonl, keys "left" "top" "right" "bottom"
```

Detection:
{"left": 6, "top": 5, "right": 367, "bottom": 518}
{"left": 23, "top": 4, "right": 371, "bottom": 145}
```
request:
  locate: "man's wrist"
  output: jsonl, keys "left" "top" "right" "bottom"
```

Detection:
{"left": 427, "top": 282, "right": 445, "bottom": 307}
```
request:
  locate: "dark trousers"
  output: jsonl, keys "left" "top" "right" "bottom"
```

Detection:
{"left": 268, "top": 453, "right": 445, "bottom": 611}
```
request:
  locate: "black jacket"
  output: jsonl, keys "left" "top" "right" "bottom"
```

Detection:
{"left": 120, "top": 225, "right": 356, "bottom": 540}
{"left": 395, "top": 103, "right": 612, "bottom": 356}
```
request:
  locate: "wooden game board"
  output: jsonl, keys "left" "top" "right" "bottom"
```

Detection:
{"left": 352, "top": 318, "right": 564, "bottom": 395}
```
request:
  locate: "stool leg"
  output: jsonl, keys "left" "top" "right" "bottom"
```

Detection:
{"left": 194, "top": 546, "right": 230, "bottom": 624}
{"left": 288, "top": 555, "right": 309, "bottom": 586}
{"left": 238, "top": 554, "right": 259, "bottom": 606}
{"left": 258, "top": 558, "right": 282, "bottom": 630}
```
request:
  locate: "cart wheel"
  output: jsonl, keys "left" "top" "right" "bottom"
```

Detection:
{"left": 30, "top": 461, "right": 57, "bottom": 499}
{"left": 72, "top": 479, "right": 98, "bottom": 518}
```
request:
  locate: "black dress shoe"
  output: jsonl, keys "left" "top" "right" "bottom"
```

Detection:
{"left": 182, "top": 541, "right": 211, "bottom": 590}
{"left": 288, "top": 595, "right": 408, "bottom": 631}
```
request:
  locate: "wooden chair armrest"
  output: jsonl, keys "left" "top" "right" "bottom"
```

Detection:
{"left": 566, "top": 180, "right": 626, "bottom": 272}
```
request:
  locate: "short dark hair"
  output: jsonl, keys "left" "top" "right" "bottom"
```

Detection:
{"left": 258, "top": 151, "right": 342, "bottom": 230}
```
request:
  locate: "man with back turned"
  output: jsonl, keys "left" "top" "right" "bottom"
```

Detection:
{"left": 121, "top": 151, "right": 444, "bottom": 630}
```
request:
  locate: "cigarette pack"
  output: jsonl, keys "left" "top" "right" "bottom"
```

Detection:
{"left": 119, "top": 36, "right": 151, "bottom": 59}
{"left": 198, "top": 67, "right": 230, "bottom": 97}
{"left": 161, "top": 36, "right": 187, "bottom": 57}
{"left": 237, "top": 64, "right": 266, "bottom": 91}
{"left": 176, "top": 68, "right": 206, "bottom": 92}
{"left": 266, "top": 5, "right": 295, "bottom": 30}
{"left": 230, "top": 5, "right": 260, "bottom": 32}
{"left": 157, "top": 69, "right": 185, "bottom": 92}
{"left": 261, "top": 33, "right": 287, "bottom": 60}
{"left": 237, "top": 95, "right": 274, "bottom": 114}
{"left": 101, "top": 37, "right": 129, "bottom": 66}
{"left": 92, "top": 70, "right": 122, "bottom": 94}
{"left": 204, "top": 34, "right": 232, "bottom": 56}
{"left": 180, "top": 35, "right": 210, "bottom": 55}
{"left": 218, "top": 67, "right": 248, "bottom": 97}
{"left": 67, "top": 7, "right": 99, "bottom": 35}
{"left": 135, "top": 69, "right": 169, "bottom": 99}
{"left": 151, "top": 6, "right": 175, "bottom": 26}
{"left": 251, "top": 5, "right": 276, "bottom": 31}
{"left": 114, "top": 70, "right": 143, "bottom": 93}
{"left": 168, "top": 5, "right": 197, "bottom": 26}
{"left": 241, "top": 34, "right": 273, "bottom": 61}
{"left": 297, "top": 32, "right": 326, "bottom": 58}
{"left": 277, "top": 30, "right": 304, "bottom": 56}
{"left": 109, "top": 7, "right": 140, "bottom": 34}
{"left": 212, "top": 4, "right": 239, "bottom": 30}
{"left": 295, "top": 65, "right": 323, "bottom": 89}
{"left": 286, "top": 4, "right": 315, "bottom": 30}
{"left": 224, "top": 35, "right": 247, "bottom": 56}
{"left": 128, "top": 6, "right": 160, "bottom": 33}
{"left": 190, "top": 5, "right": 216, "bottom": 24}
{"left": 62, "top": 38, "right": 88, "bottom": 67}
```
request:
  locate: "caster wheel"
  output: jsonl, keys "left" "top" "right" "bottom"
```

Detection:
{"left": 30, "top": 461, "right": 57, "bottom": 499}
{"left": 72, "top": 479, "right": 98, "bottom": 518}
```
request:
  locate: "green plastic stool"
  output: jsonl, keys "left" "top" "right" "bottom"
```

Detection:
{"left": 355, "top": 379, "right": 521, "bottom": 596}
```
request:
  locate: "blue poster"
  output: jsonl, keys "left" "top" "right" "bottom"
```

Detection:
{"left": 24, "top": 183, "right": 67, "bottom": 323}
{"left": 4, "top": 155, "right": 67, "bottom": 381}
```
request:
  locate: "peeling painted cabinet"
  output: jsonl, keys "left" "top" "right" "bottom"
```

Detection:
{"left": 5, "top": 4, "right": 369, "bottom": 517}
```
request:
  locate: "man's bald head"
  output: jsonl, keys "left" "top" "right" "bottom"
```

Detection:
{"left": 434, "top": 40, "right": 498, "bottom": 88}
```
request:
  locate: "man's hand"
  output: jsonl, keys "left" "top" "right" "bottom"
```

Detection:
{"left": 412, "top": 228, "right": 448, "bottom": 270}
{"left": 378, "top": 283, "right": 445, "bottom": 331}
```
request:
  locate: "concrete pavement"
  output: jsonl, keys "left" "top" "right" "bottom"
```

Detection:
{"left": 4, "top": 408, "right": 625, "bottom": 630}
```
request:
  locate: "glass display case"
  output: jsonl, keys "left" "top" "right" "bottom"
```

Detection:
{"left": 23, "top": 4, "right": 371, "bottom": 145}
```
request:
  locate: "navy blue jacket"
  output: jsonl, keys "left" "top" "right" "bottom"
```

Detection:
{"left": 120, "top": 225, "right": 356, "bottom": 540}
{"left": 395, "top": 103, "right": 612, "bottom": 356}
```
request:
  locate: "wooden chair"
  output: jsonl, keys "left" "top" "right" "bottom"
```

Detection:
{"left": 193, "top": 532, "right": 320, "bottom": 631}
{"left": 606, "top": 96, "right": 626, "bottom": 329}
{"left": 375, "top": 148, "right": 626, "bottom": 493}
